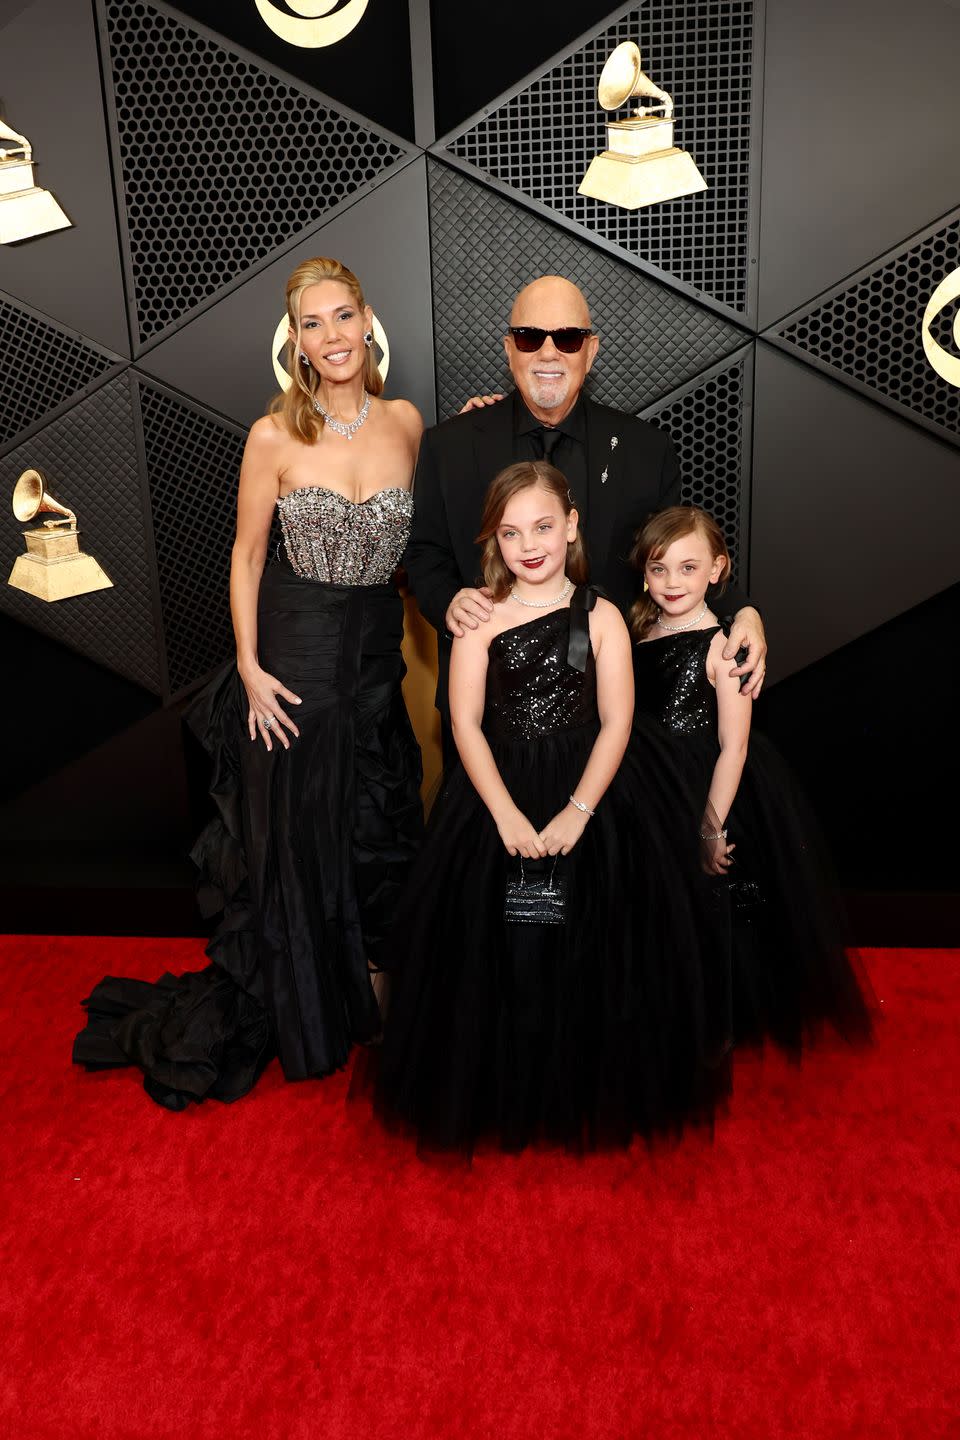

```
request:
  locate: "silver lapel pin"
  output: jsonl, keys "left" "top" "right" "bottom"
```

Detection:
{"left": 610, "top": 435, "right": 619, "bottom": 450}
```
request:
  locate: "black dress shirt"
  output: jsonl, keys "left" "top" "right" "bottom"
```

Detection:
{"left": 512, "top": 391, "right": 590, "bottom": 531}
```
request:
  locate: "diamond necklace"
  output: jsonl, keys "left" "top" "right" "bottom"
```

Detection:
{"left": 313, "top": 390, "right": 370, "bottom": 440}
{"left": 510, "top": 577, "right": 573, "bottom": 608}
{"left": 656, "top": 601, "right": 708, "bottom": 633}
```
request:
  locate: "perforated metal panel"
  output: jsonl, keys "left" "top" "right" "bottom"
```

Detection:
{"left": 0, "top": 375, "right": 163, "bottom": 692}
{"left": 642, "top": 350, "right": 749, "bottom": 576}
{"left": 445, "top": 2, "right": 755, "bottom": 315}
{"left": 0, "top": 296, "right": 119, "bottom": 454}
{"left": 428, "top": 159, "right": 744, "bottom": 421}
{"left": 774, "top": 213, "right": 960, "bottom": 445}
{"left": 137, "top": 379, "right": 247, "bottom": 695}
{"left": 103, "top": 0, "right": 409, "bottom": 344}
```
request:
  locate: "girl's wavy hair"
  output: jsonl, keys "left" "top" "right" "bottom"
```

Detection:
{"left": 476, "top": 461, "right": 589, "bottom": 603}
{"left": 628, "top": 505, "right": 731, "bottom": 640}
{"left": 269, "top": 256, "right": 383, "bottom": 444}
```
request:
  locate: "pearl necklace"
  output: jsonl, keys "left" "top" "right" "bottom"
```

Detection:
{"left": 510, "top": 577, "right": 573, "bottom": 609}
{"left": 313, "top": 390, "right": 370, "bottom": 440}
{"left": 656, "top": 601, "right": 708, "bottom": 633}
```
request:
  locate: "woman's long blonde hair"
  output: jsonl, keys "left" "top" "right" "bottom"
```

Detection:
{"left": 476, "top": 461, "right": 589, "bottom": 602}
{"left": 629, "top": 506, "right": 731, "bottom": 639}
{"left": 269, "top": 256, "right": 383, "bottom": 444}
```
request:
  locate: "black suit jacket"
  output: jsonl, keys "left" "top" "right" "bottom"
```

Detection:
{"left": 404, "top": 391, "right": 747, "bottom": 708}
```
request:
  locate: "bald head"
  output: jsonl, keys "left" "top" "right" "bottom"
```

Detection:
{"left": 509, "top": 275, "right": 592, "bottom": 328}
{"left": 504, "top": 275, "right": 599, "bottom": 424}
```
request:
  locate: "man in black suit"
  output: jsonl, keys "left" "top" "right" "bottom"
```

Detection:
{"left": 405, "top": 275, "right": 766, "bottom": 754}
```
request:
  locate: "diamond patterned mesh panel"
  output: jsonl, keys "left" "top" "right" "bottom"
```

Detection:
{"left": 104, "top": 0, "right": 408, "bottom": 343}
{"left": 0, "top": 296, "right": 119, "bottom": 453}
{"left": 138, "top": 379, "right": 247, "bottom": 695}
{"left": 0, "top": 374, "right": 163, "bottom": 692}
{"left": 428, "top": 160, "right": 744, "bottom": 419}
{"left": 446, "top": 2, "right": 754, "bottom": 314}
{"left": 642, "top": 352, "right": 748, "bottom": 576}
{"left": 776, "top": 214, "right": 960, "bottom": 444}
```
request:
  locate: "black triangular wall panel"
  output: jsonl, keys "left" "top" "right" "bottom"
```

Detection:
{"left": 137, "top": 160, "right": 437, "bottom": 429}
{"left": 0, "top": 294, "right": 123, "bottom": 455}
{"left": 750, "top": 344, "right": 960, "bottom": 683}
{"left": 443, "top": 1, "right": 757, "bottom": 317}
{"left": 431, "top": 0, "right": 619, "bottom": 137}
{"left": 0, "top": 375, "right": 164, "bottom": 693}
{"left": 0, "top": 0, "right": 131, "bottom": 355}
{"left": 757, "top": 0, "right": 960, "bottom": 330}
{"left": 101, "top": 0, "right": 412, "bottom": 346}
{"left": 771, "top": 212, "right": 960, "bottom": 448}
{"left": 137, "top": 378, "right": 246, "bottom": 696}
{"left": 642, "top": 347, "right": 752, "bottom": 579}
{"left": 428, "top": 159, "right": 746, "bottom": 421}
{"left": 168, "top": 0, "right": 416, "bottom": 142}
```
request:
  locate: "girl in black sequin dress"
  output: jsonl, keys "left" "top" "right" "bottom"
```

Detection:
{"left": 630, "top": 506, "right": 872, "bottom": 1055}
{"left": 371, "top": 463, "right": 732, "bottom": 1154}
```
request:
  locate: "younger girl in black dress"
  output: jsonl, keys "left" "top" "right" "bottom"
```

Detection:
{"left": 630, "top": 505, "right": 872, "bottom": 1054}
{"left": 373, "top": 463, "right": 731, "bottom": 1154}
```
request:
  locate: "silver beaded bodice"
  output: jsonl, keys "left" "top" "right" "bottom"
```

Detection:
{"left": 277, "top": 485, "right": 413, "bottom": 585}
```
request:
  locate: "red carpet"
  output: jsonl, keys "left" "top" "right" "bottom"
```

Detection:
{"left": 1, "top": 939, "right": 958, "bottom": 1439}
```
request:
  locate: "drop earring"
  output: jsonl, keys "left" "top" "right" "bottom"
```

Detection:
{"left": 299, "top": 352, "right": 310, "bottom": 367}
{"left": 363, "top": 331, "right": 373, "bottom": 348}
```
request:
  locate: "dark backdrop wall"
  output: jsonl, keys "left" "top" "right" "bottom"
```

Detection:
{"left": 1, "top": 0, "right": 958, "bottom": 936}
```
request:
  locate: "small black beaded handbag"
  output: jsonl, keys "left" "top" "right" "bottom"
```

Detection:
{"left": 503, "top": 856, "right": 567, "bottom": 926}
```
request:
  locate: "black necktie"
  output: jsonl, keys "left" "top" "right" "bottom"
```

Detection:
{"left": 535, "top": 426, "right": 562, "bottom": 464}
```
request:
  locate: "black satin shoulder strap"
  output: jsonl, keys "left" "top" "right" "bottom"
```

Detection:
{"left": 567, "top": 585, "right": 599, "bottom": 672}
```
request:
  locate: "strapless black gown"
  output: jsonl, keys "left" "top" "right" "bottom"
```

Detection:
{"left": 369, "top": 590, "right": 732, "bottom": 1154}
{"left": 632, "top": 628, "right": 872, "bottom": 1054}
{"left": 73, "top": 487, "right": 423, "bottom": 1108}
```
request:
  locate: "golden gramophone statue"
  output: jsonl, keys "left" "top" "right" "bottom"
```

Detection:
{"left": 578, "top": 41, "right": 707, "bottom": 210}
{"left": 7, "top": 470, "right": 112, "bottom": 602}
{"left": 0, "top": 116, "right": 72, "bottom": 245}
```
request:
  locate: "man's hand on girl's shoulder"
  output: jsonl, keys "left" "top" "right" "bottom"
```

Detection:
{"left": 722, "top": 607, "right": 767, "bottom": 698}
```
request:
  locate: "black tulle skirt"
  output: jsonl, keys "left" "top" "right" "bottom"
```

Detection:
{"left": 74, "top": 564, "right": 423, "bottom": 1108}
{"left": 631, "top": 720, "right": 874, "bottom": 1056}
{"left": 367, "top": 720, "right": 734, "bottom": 1154}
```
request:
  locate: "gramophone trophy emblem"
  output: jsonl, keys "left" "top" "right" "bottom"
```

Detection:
{"left": 7, "top": 470, "right": 112, "bottom": 602}
{"left": 579, "top": 42, "right": 707, "bottom": 210}
{"left": 0, "top": 116, "right": 72, "bottom": 245}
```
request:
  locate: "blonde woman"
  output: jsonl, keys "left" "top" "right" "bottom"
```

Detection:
{"left": 75, "top": 259, "right": 424, "bottom": 1107}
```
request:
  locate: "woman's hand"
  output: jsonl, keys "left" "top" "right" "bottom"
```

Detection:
{"left": 239, "top": 663, "right": 302, "bottom": 751}
{"left": 497, "top": 807, "right": 548, "bottom": 858}
{"left": 539, "top": 804, "right": 589, "bottom": 856}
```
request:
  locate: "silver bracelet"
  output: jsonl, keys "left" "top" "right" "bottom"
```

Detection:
{"left": 701, "top": 828, "right": 728, "bottom": 841}
{"left": 568, "top": 795, "right": 595, "bottom": 818}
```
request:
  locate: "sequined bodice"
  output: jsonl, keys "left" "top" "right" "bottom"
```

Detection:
{"left": 277, "top": 485, "right": 413, "bottom": 584}
{"left": 483, "top": 605, "right": 598, "bottom": 742}
{"left": 632, "top": 628, "right": 720, "bottom": 736}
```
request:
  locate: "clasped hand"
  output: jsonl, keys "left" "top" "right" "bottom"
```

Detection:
{"left": 240, "top": 662, "right": 302, "bottom": 751}
{"left": 498, "top": 803, "right": 588, "bottom": 858}
{"left": 701, "top": 834, "right": 736, "bottom": 876}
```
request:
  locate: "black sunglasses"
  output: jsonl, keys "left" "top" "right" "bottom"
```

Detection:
{"left": 507, "top": 326, "right": 594, "bottom": 354}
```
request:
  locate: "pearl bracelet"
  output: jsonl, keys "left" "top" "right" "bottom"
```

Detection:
{"left": 568, "top": 795, "right": 595, "bottom": 818}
